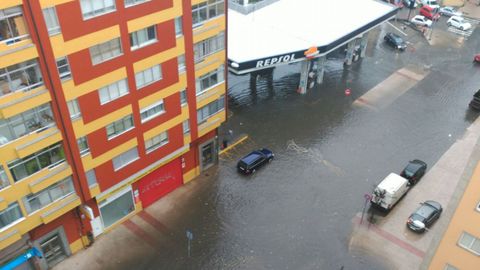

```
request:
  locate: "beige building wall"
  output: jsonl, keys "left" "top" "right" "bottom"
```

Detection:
{"left": 428, "top": 161, "right": 480, "bottom": 270}
{"left": 442, "top": 0, "right": 465, "bottom": 6}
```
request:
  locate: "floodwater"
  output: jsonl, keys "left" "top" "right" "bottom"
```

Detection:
{"left": 138, "top": 17, "right": 480, "bottom": 270}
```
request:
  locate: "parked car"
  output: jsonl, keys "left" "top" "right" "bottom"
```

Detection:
{"left": 447, "top": 16, "right": 472, "bottom": 31}
{"left": 474, "top": 54, "right": 480, "bottom": 63}
{"left": 370, "top": 173, "right": 411, "bottom": 211}
{"left": 439, "top": 6, "right": 462, "bottom": 17}
{"left": 420, "top": 6, "right": 440, "bottom": 21}
{"left": 400, "top": 159, "right": 427, "bottom": 185}
{"left": 237, "top": 148, "right": 274, "bottom": 175}
{"left": 403, "top": 0, "right": 417, "bottom": 9}
{"left": 384, "top": 32, "right": 407, "bottom": 50}
{"left": 411, "top": 15, "right": 433, "bottom": 27}
{"left": 407, "top": 201, "right": 442, "bottom": 232}
{"left": 420, "top": 0, "right": 440, "bottom": 9}
{"left": 469, "top": 89, "right": 480, "bottom": 110}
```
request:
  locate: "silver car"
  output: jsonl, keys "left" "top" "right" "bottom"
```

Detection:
{"left": 439, "top": 6, "right": 462, "bottom": 17}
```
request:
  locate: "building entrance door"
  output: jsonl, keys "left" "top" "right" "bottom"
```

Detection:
{"left": 200, "top": 139, "right": 217, "bottom": 171}
{"left": 40, "top": 233, "right": 67, "bottom": 267}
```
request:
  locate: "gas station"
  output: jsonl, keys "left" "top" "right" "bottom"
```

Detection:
{"left": 228, "top": 0, "right": 400, "bottom": 93}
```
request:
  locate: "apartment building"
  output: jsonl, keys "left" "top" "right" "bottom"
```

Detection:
{"left": 0, "top": 0, "right": 226, "bottom": 269}
{"left": 427, "top": 160, "right": 480, "bottom": 270}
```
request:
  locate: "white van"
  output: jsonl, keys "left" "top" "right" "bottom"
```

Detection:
{"left": 370, "top": 173, "right": 411, "bottom": 211}
{"left": 420, "top": 0, "right": 440, "bottom": 9}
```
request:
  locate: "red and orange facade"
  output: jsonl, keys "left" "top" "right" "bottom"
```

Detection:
{"left": 0, "top": 0, "right": 226, "bottom": 268}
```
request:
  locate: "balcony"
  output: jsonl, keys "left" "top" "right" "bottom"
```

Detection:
{"left": 0, "top": 6, "right": 30, "bottom": 49}
{"left": 0, "top": 103, "right": 55, "bottom": 146}
{"left": 0, "top": 59, "right": 43, "bottom": 98}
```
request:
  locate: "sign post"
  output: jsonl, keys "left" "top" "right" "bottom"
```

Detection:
{"left": 186, "top": 229, "right": 193, "bottom": 258}
{"left": 361, "top": 194, "right": 372, "bottom": 224}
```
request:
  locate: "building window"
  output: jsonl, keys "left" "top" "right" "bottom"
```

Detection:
{"left": 135, "top": 65, "right": 162, "bottom": 89}
{"left": 183, "top": 120, "right": 190, "bottom": 134}
{"left": 197, "top": 95, "right": 225, "bottom": 124}
{"left": 0, "top": 202, "right": 23, "bottom": 230}
{"left": 0, "top": 166, "right": 10, "bottom": 190}
{"left": 444, "top": 264, "right": 459, "bottom": 270}
{"left": 106, "top": 115, "right": 134, "bottom": 139}
{"left": 8, "top": 143, "right": 65, "bottom": 182}
{"left": 130, "top": 26, "right": 156, "bottom": 50}
{"left": 0, "top": 103, "right": 55, "bottom": 143}
{"left": 458, "top": 232, "right": 480, "bottom": 255}
{"left": 80, "top": 0, "right": 116, "bottom": 20}
{"left": 194, "top": 31, "right": 225, "bottom": 63}
{"left": 178, "top": 54, "right": 186, "bottom": 73}
{"left": 99, "top": 186, "right": 134, "bottom": 228}
{"left": 23, "top": 177, "right": 75, "bottom": 214}
{"left": 42, "top": 7, "right": 60, "bottom": 35}
{"left": 0, "top": 59, "right": 44, "bottom": 96}
{"left": 192, "top": 0, "right": 224, "bottom": 26}
{"left": 195, "top": 65, "right": 224, "bottom": 95}
{"left": 67, "top": 99, "right": 81, "bottom": 119}
{"left": 125, "top": 0, "right": 150, "bottom": 7}
{"left": 112, "top": 147, "right": 139, "bottom": 171}
{"left": 99, "top": 79, "right": 129, "bottom": 104}
{"left": 56, "top": 57, "right": 71, "bottom": 81}
{"left": 89, "top": 38, "right": 122, "bottom": 65}
{"left": 145, "top": 132, "right": 168, "bottom": 153}
{"left": 175, "top": 16, "right": 183, "bottom": 36}
{"left": 140, "top": 100, "right": 165, "bottom": 123}
{"left": 0, "top": 6, "right": 29, "bottom": 45}
{"left": 86, "top": 169, "right": 97, "bottom": 187}
{"left": 180, "top": 89, "right": 187, "bottom": 106}
{"left": 77, "top": 136, "right": 89, "bottom": 156}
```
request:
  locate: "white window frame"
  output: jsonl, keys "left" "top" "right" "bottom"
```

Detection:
{"left": 124, "top": 0, "right": 150, "bottom": 7}
{"left": 194, "top": 32, "right": 224, "bottom": 63}
{"left": 67, "top": 99, "right": 81, "bottom": 119}
{"left": 180, "top": 89, "right": 187, "bottom": 106}
{"left": 178, "top": 54, "right": 186, "bottom": 73}
{"left": 89, "top": 38, "right": 123, "bottom": 65}
{"left": 130, "top": 25, "right": 157, "bottom": 50}
{"left": 135, "top": 65, "right": 162, "bottom": 89}
{"left": 182, "top": 120, "right": 190, "bottom": 134}
{"left": 458, "top": 231, "right": 480, "bottom": 255}
{"left": 42, "top": 7, "right": 61, "bottom": 35}
{"left": 80, "top": 0, "right": 116, "bottom": 20}
{"left": 98, "top": 79, "right": 129, "bottom": 104}
{"left": 192, "top": 0, "right": 224, "bottom": 27}
{"left": 140, "top": 100, "right": 165, "bottom": 123}
{"left": 175, "top": 16, "right": 183, "bottom": 36}
{"left": 145, "top": 131, "right": 168, "bottom": 153}
{"left": 112, "top": 147, "right": 139, "bottom": 171}
{"left": 106, "top": 115, "right": 134, "bottom": 140}
{"left": 56, "top": 57, "right": 71, "bottom": 81}
{"left": 195, "top": 65, "right": 225, "bottom": 95}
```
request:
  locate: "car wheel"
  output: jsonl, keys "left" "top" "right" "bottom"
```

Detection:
{"left": 447, "top": 22, "right": 451, "bottom": 26}
{"left": 252, "top": 168, "right": 256, "bottom": 174}
{"left": 268, "top": 157, "right": 273, "bottom": 163}
{"left": 460, "top": 26, "right": 464, "bottom": 31}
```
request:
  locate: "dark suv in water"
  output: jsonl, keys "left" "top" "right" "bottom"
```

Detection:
{"left": 237, "top": 148, "right": 274, "bottom": 175}
{"left": 469, "top": 89, "right": 480, "bottom": 110}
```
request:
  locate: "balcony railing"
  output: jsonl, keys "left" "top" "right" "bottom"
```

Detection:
{"left": 0, "top": 59, "right": 43, "bottom": 97}
{"left": 0, "top": 103, "right": 55, "bottom": 145}
{"left": 0, "top": 6, "right": 30, "bottom": 46}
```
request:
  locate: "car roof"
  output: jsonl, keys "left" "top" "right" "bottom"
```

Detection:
{"left": 450, "top": 15, "right": 463, "bottom": 20}
{"left": 414, "top": 203, "right": 437, "bottom": 218}
{"left": 241, "top": 151, "right": 263, "bottom": 164}
{"left": 414, "top": 15, "right": 426, "bottom": 19}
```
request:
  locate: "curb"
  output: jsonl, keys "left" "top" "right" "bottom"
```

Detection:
{"left": 219, "top": 134, "right": 249, "bottom": 155}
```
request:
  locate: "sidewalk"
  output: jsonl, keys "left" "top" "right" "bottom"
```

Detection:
{"left": 460, "top": 1, "right": 480, "bottom": 20}
{"left": 348, "top": 113, "right": 480, "bottom": 269}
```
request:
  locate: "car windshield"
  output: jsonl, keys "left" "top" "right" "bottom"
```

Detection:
{"left": 416, "top": 205, "right": 435, "bottom": 218}
{"left": 405, "top": 163, "right": 421, "bottom": 175}
{"left": 392, "top": 36, "right": 402, "bottom": 43}
{"left": 430, "top": 0, "right": 438, "bottom": 5}
{"left": 410, "top": 213, "right": 425, "bottom": 222}
{"left": 241, "top": 151, "right": 262, "bottom": 165}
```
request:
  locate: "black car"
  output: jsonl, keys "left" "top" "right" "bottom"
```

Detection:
{"left": 403, "top": 0, "right": 417, "bottom": 9}
{"left": 400, "top": 159, "right": 427, "bottom": 185}
{"left": 469, "top": 89, "right": 480, "bottom": 110}
{"left": 384, "top": 32, "right": 407, "bottom": 51}
{"left": 237, "top": 148, "right": 274, "bottom": 175}
{"left": 407, "top": 201, "right": 442, "bottom": 232}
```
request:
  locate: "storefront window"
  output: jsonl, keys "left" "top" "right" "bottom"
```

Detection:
{"left": 99, "top": 188, "right": 134, "bottom": 228}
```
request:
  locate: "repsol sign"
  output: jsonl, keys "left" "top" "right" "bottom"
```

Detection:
{"left": 256, "top": 53, "right": 296, "bottom": 68}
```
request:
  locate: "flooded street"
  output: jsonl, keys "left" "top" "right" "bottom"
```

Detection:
{"left": 132, "top": 17, "right": 480, "bottom": 270}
